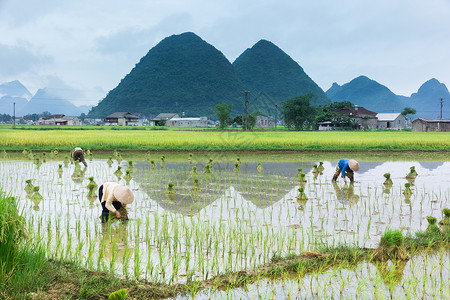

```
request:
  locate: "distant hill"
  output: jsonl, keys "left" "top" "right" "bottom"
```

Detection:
{"left": 0, "top": 81, "right": 91, "bottom": 117}
{"left": 0, "top": 80, "right": 32, "bottom": 99}
{"left": 402, "top": 78, "right": 450, "bottom": 119}
{"left": 233, "top": 40, "right": 330, "bottom": 110}
{"left": 88, "top": 32, "right": 245, "bottom": 118}
{"left": 326, "top": 76, "right": 404, "bottom": 113}
{"left": 19, "top": 89, "right": 87, "bottom": 116}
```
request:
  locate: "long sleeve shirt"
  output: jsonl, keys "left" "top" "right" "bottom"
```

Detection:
{"left": 338, "top": 159, "right": 352, "bottom": 178}
{"left": 100, "top": 182, "right": 121, "bottom": 213}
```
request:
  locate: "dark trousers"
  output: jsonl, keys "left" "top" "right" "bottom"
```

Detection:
{"left": 98, "top": 184, "right": 122, "bottom": 223}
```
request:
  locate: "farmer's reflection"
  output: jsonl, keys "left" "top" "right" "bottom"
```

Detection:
{"left": 333, "top": 182, "right": 359, "bottom": 205}
{"left": 71, "top": 163, "right": 86, "bottom": 184}
{"left": 100, "top": 222, "right": 131, "bottom": 266}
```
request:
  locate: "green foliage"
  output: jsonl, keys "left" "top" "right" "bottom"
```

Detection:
{"left": 109, "top": 288, "right": 127, "bottom": 300}
{"left": 232, "top": 112, "right": 258, "bottom": 129}
{"left": 233, "top": 39, "right": 330, "bottom": 106}
{"left": 315, "top": 100, "right": 358, "bottom": 129}
{"left": 281, "top": 93, "right": 317, "bottom": 130}
{"left": 401, "top": 107, "right": 416, "bottom": 118}
{"left": 214, "top": 103, "right": 233, "bottom": 128}
{"left": 380, "top": 228, "right": 404, "bottom": 248}
{"left": 88, "top": 32, "right": 245, "bottom": 118}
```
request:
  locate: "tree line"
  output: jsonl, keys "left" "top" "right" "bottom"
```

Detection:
{"left": 214, "top": 93, "right": 417, "bottom": 130}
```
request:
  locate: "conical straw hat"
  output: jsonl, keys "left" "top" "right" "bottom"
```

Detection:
{"left": 348, "top": 159, "right": 360, "bottom": 172}
{"left": 113, "top": 185, "right": 134, "bottom": 204}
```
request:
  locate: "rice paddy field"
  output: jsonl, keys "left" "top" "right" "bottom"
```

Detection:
{"left": 1, "top": 150, "right": 450, "bottom": 299}
{"left": 1, "top": 126, "right": 450, "bottom": 151}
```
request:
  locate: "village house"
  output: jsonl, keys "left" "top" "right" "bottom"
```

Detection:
{"left": 337, "top": 106, "right": 378, "bottom": 130}
{"left": 376, "top": 113, "right": 407, "bottom": 129}
{"left": 37, "top": 114, "right": 82, "bottom": 125}
{"left": 255, "top": 114, "right": 274, "bottom": 127}
{"left": 166, "top": 117, "right": 208, "bottom": 127}
{"left": 104, "top": 112, "right": 139, "bottom": 126}
{"left": 412, "top": 118, "right": 450, "bottom": 132}
{"left": 150, "top": 113, "right": 180, "bottom": 126}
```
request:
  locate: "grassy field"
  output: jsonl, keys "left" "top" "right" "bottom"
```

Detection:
{"left": 1, "top": 126, "right": 449, "bottom": 151}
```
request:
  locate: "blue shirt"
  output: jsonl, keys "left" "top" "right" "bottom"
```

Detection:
{"left": 338, "top": 159, "right": 353, "bottom": 178}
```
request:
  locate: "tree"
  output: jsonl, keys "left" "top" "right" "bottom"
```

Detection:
{"left": 232, "top": 112, "right": 258, "bottom": 129}
{"left": 401, "top": 107, "right": 416, "bottom": 120}
{"left": 315, "top": 100, "right": 357, "bottom": 129}
{"left": 214, "top": 103, "right": 233, "bottom": 129}
{"left": 281, "top": 94, "right": 317, "bottom": 130}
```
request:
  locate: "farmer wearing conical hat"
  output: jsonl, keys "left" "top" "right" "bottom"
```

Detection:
{"left": 332, "top": 159, "right": 360, "bottom": 183}
{"left": 98, "top": 182, "right": 134, "bottom": 223}
{"left": 71, "top": 147, "right": 87, "bottom": 167}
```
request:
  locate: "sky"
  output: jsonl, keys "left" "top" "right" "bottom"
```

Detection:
{"left": 0, "top": 0, "right": 449, "bottom": 106}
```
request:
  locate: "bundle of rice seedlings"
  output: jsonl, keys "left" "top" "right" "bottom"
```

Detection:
{"left": 425, "top": 216, "right": 442, "bottom": 238}
{"left": 403, "top": 183, "right": 412, "bottom": 197}
{"left": 233, "top": 163, "right": 240, "bottom": 174}
{"left": 190, "top": 166, "right": 199, "bottom": 179}
{"left": 438, "top": 208, "right": 450, "bottom": 226}
{"left": 372, "top": 228, "right": 408, "bottom": 262}
{"left": 296, "top": 186, "right": 308, "bottom": 200}
{"left": 150, "top": 160, "right": 156, "bottom": 170}
{"left": 24, "top": 179, "right": 34, "bottom": 194}
{"left": 204, "top": 164, "right": 212, "bottom": 174}
{"left": 383, "top": 173, "right": 393, "bottom": 186}
{"left": 114, "top": 166, "right": 123, "bottom": 177}
{"left": 318, "top": 161, "right": 325, "bottom": 172}
{"left": 312, "top": 164, "right": 319, "bottom": 174}
{"left": 406, "top": 166, "right": 418, "bottom": 179}
{"left": 257, "top": 162, "right": 263, "bottom": 173}
{"left": 87, "top": 177, "right": 98, "bottom": 197}
{"left": 123, "top": 170, "right": 132, "bottom": 185}
{"left": 107, "top": 156, "right": 114, "bottom": 167}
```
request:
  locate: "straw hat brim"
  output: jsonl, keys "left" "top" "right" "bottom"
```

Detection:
{"left": 113, "top": 185, "right": 134, "bottom": 204}
{"left": 348, "top": 159, "right": 360, "bottom": 172}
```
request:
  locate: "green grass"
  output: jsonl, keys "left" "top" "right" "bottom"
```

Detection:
{"left": 1, "top": 126, "right": 449, "bottom": 151}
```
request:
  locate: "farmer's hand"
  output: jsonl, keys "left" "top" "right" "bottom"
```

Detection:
{"left": 115, "top": 211, "right": 121, "bottom": 219}
{"left": 343, "top": 177, "right": 347, "bottom": 183}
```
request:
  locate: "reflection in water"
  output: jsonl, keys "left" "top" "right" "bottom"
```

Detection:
{"left": 333, "top": 182, "right": 359, "bottom": 205}
{"left": 30, "top": 186, "right": 43, "bottom": 211}
{"left": 373, "top": 259, "right": 409, "bottom": 286}
{"left": 71, "top": 164, "right": 86, "bottom": 184}
{"left": 100, "top": 222, "right": 132, "bottom": 273}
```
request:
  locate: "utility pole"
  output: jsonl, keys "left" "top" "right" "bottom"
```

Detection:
{"left": 274, "top": 104, "right": 277, "bottom": 129}
{"left": 440, "top": 98, "right": 443, "bottom": 119}
{"left": 243, "top": 91, "right": 249, "bottom": 130}
{"left": 13, "top": 102, "right": 15, "bottom": 128}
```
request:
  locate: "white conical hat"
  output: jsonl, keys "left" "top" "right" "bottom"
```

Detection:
{"left": 113, "top": 185, "right": 134, "bottom": 205}
{"left": 348, "top": 159, "right": 360, "bottom": 172}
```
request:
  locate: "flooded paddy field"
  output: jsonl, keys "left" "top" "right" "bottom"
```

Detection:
{"left": 0, "top": 151, "right": 449, "bottom": 298}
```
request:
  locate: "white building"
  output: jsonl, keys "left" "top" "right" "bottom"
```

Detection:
{"left": 376, "top": 113, "right": 407, "bottom": 129}
{"left": 255, "top": 115, "right": 274, "bottom": 127}
{"left": 166, "top": 117, "right": 208, "bottom": 127}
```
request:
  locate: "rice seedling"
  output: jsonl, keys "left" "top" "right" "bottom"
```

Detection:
{"left": 107, "top": 156, "right": 114, "bottom": 167}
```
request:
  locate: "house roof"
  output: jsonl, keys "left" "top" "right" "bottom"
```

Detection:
{"left": 169, "top": 118, "right": 205, "bottom": 121}
{"left": 376, "top": 113, "right": 403, "bottom": 121}
{"left": 62, "top": 116, "right": 80, "bottom": 120}
{"left": 152, "top": 113, "right": 179, "bottom": 121}
{"left": 413, "top": 118, "right": 450, "bottom": 123}
{"left": 337, "top": 106, "right": 377, "bottom": 118}
{"left": 105, "top": 112, "right": 139, "bottom": 119}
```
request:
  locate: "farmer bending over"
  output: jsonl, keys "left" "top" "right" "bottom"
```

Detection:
{"left": 332, "top": 159, "right": 360, "bottom": 183}
{"left": 99, "top": 182, "right": 134, "bottom": 223}
{"left": 71, "top": 147, "right": 87, "bottom": 167}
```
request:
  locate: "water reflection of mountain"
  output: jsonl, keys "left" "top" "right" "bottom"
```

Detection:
{"left": 134, "top": 163, "right": 294, "bottom": 215}
{"left": 418, "top": 162, "right": 445, "bottom": 171}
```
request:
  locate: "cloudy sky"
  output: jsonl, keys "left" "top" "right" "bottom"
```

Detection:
{"left": 0, "top": 0, "right": 449, "bottom": 106}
